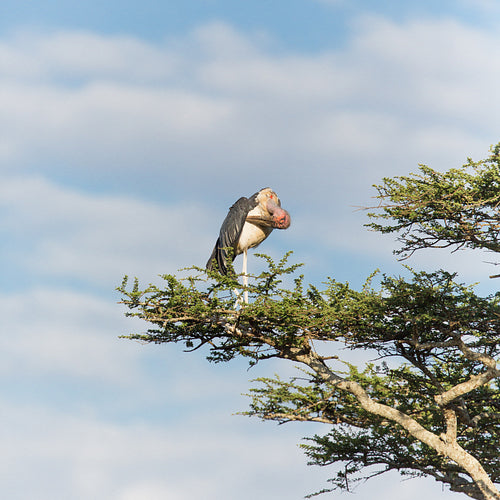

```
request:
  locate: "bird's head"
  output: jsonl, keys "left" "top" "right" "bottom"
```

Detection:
{"left": 258, "top": 188, "right": 291, "bottom": 229}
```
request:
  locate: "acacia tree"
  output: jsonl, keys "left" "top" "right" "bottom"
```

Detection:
{"left": 118, "top": 146, "right": 500, "bottom": 500}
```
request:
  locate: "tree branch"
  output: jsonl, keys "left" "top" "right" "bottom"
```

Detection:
{"left": 296, "top": 351, "right": 500, "bottom": 500}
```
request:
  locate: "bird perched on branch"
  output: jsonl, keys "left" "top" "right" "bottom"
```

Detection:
{"left": 207, "top": 187, "right": 291, "bottom": 302}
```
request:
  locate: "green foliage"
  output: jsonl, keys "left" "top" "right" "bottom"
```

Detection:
{"left": 119, "top": 253, "right": 500, "bottom": 496}
{"left": 246, "top": 361, "right": 500, "bottom": 496}
{"left": 118, "top": 252, "right": 309, "bottom": 364}
{"left": 367, "top": 144, "right": 500, "bottom": 258}
{"left": 119, "top": 144, "right": 500, "bottom": 500}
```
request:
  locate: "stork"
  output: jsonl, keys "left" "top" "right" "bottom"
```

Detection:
{"left": 206, "top": 187, "right": 291, "bottom": 303}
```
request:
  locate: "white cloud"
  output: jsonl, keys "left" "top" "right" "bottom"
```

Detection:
{"left": 0, "top": 397, "right": 335, "bottom": 500}
{"left": 0, "top": 81, "right": 235, "bottom": 172}
{"left": 0, "top": 176, "right": 215, "bottom": 284}
{"left": 0, "top": 29, "right": 177, "bottom": 83}
{"left": 0, "top": 396, "right": 458, "bottom": 500}
{"left": 1, "top": 18, "right": 498, "bottom": 189}
{"left": 458, "top": 0, "right": 500, "bottom": 15}
{"left": 0, "top": 286, "right": 143, "bottom": 382}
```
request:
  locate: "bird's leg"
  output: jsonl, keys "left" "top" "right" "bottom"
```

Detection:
{"left": 243, "top": 249, "right": 248, "bottom": 304}
{"left": 233, "top": 250, "right": 249, "bottom": 308}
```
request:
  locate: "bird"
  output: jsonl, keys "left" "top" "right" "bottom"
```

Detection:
{"left": 206, "top": 187, "right": 291, "bottom": 303}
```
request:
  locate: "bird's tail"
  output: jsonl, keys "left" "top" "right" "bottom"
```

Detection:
{"left": 206, "top": 241, "right": 229, "bottom": 275}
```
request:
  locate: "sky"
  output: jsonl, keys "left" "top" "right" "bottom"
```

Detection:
{"left": 1, "top": 1, "right": 499, "bottom": 499}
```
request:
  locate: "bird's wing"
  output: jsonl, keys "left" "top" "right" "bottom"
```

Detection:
{"left": 206, "top": 196, "right": 256, "bottom": 274}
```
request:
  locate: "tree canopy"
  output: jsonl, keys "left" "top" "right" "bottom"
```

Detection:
{"left": 118, "top": 145, "right": 500, "bottom": 500}
{"left": 367, "top": 143, "right": 500, "bottom": 259}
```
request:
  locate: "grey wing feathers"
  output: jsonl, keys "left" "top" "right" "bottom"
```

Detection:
{"left": 206, "top": 196, "right": 255, "bottom": 275}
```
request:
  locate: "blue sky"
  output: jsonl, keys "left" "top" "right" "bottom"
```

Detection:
{"left": 0, "top": 0, "right": 495, "bottom": 49}
{"left": 1, "top": 1, "right": 499, "bottom": 499}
